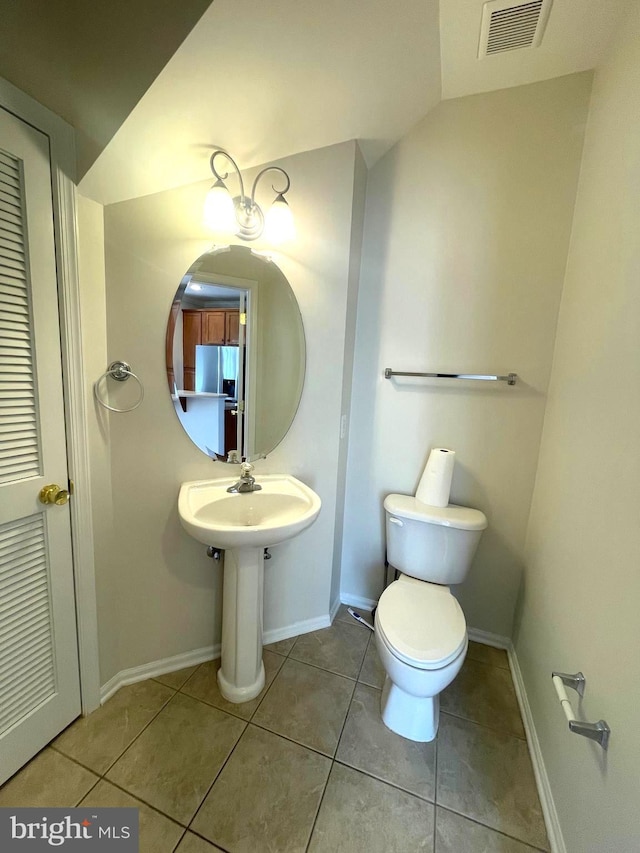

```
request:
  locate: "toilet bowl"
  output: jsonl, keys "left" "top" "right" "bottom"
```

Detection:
{"left": 375, "top": 493, "right": 487, "bottom": 742}
{"left": 374, "top": 575, "right": 468, "bottom": 741}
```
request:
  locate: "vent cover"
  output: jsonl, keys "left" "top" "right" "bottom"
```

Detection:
{"left": 478, "top": 0, "right": 552, "bottom": 58}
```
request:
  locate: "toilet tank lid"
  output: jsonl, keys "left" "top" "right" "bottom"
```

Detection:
{"left": 384, "top": 494, "right": 487, "bottom": 531}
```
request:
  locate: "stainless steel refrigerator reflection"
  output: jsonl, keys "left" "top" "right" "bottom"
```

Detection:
{"left": 195, "top": 345, "right": 238, "bottom": 397}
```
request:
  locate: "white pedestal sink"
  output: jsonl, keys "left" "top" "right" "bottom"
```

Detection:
{"left": 178, "top": 474, "right": 321, "bottom": 703}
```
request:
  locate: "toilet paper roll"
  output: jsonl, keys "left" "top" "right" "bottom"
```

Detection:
{"left": 415, "top": 447, "right": 455, "bottom": 507}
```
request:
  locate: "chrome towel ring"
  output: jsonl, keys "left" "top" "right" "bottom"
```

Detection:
{"left": 94, "top": 361, "right": 144, "bottom": 413}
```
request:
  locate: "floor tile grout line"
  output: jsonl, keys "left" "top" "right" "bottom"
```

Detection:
{"left": 304, "top": 670, "right": 370, "bottom": 851}
{"left": 151, "top": 675, "right": 193, "bottom": 690}
{"left": 285, "top": 652, "right": 365, "bottom": 682}
{"left": 353, "top": 631, "right": 374, "bottom": 684}
{"left": 454, "top": 655, "right": 524, "bottom": 704}
{"left": 246, "top": 652, "right": 288, "bottom": 723}
{"left": 89, "top": 775, "right": 190, "bottom": 829}
{"left": 49, "top": 742, "right": 101, "bottom": 778}
{"left": 302, "top": 679, "right": 359, "bottom": 853}
{"left": 187, "top": 824, "right": 233, "bottom": 852}
{"left": 334, "top": 676, "right": 359, "bottom": 756}
{"left": 176, "top": 652, "right": 288, "bottom": 725}
{"left": 53, "top": 682, "right": 180, "bottom": 781}
{"left": 48, "top": 681, "right": 179, "bottom": 780}
{"left": 465, "top": 649, "right": 511, "bottom": 672}
{"left": 247, "top": 718, "right": 339, "bottom": 762}
{"left": 185, "top": 719, "right": 250, "bottom": 840}
{"left": 73, "top": 774, "right": 102, "bottom": 807}
{"left": 332, "top": 757, "right": 436, "bottom": 807}
{"left": 303, "top": 762, "right": 332, "bottom": 853}
{"left": 170, "top": 828, "right": 188, "bottom": 853}
{"left": 439, "top": 708, "right": 527, "bottom": 741}
{"left": 177, "top": 691, "right": 251, "bottom": 724}
{"left": 49, "top": 748, "right": 208, "bottom": 840}
{"left": 435, "top": 803, "right": 549, "bottom": 851}
{"left": 99, "top": 687, "right": 181, "bottom": 778}
{"left": 177, "top": 683, "right": 254, "bottom": 723}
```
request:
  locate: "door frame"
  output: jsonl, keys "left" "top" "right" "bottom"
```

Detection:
{"left": 0, "top": 75, "right": 101, "bottom": 714}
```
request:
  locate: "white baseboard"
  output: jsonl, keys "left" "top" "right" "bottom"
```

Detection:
{"left": 340, "top": 593, "right": 378, "bottom": 612}
{"left": 467, "top": 626, "right": 511, "bottom": 649}
{"left": 263, "top": 613, "right": 331, "bottom": 646}
{"left": 329, "top": 597, "right": 341, "bottom": 622}
{"left": 100, "top": 644, "right": 220, "bottom": 704}
{"left": 508, "top": 645, "right": 566, "bottom": 853}
{"left": 100, "top": 614, "right": 332, "bottom": 704}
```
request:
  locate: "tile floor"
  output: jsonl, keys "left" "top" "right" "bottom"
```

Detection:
{"left": 0, "top": 606, "right": 549, "bottom": 852}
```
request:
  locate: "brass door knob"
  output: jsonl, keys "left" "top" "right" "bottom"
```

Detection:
{"left": 39, "top": 484, "right": 71, "bottom": 505}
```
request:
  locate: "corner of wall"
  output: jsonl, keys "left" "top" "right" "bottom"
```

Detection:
{"left": 76, "top": 193, "right": 118, "bottom": 685}
{"left": 330, "top": 143, "right": 368, "bottom": 607}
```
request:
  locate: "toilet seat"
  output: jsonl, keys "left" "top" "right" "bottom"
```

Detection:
{"left": 376, "top": 577, "right": 466, "bottom": 670}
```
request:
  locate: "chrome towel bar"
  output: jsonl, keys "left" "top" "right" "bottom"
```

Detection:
{"left": 384, "top": 368, "right": 518, "bottom": 385}
{"left": 552, "top": 671, "right": 611, "bottom": 750}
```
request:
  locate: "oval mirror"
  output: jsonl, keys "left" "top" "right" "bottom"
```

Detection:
{"left": 166, "top": 245, "right": 306, "bottom": 461}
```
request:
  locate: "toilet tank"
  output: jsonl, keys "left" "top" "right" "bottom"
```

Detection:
{"left": 384, "top": 494, "right": 487, "bottom": 585}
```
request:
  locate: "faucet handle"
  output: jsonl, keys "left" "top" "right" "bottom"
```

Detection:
{"left": 240, "top": 462, "right": 254, "bottom": 477}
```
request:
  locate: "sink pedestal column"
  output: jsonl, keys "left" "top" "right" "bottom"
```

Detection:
{"left": 217, "top": 546, "right": 266, "bottom": 703}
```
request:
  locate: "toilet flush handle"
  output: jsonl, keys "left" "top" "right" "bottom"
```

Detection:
{"left": 388, "top": 516, "right": 404, "bottom": 527}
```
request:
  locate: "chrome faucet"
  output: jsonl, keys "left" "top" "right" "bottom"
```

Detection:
{"left": 227, "top": 462, "right": 262, "bottom": 494}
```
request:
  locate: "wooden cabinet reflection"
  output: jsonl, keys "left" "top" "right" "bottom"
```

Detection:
{"left": 181, "top": 309, "right": 239, "bottom": 391}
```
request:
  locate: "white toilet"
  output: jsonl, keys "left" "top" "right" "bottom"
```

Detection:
{"left": 374, "top": 493, "right": 487, "bottom": 742}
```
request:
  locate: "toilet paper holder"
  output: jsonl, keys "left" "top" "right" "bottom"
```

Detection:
{"left": 552, "top": 671, "right": 611, "bottom": 750}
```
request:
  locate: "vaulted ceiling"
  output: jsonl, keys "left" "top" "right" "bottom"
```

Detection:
{"left": 0, "top": 0, "right": 632, "bottom": 205}
{"left": 0, "top": 0, "right": 212, "bottom": 178}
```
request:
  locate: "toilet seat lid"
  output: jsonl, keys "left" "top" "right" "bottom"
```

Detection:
{"left": 376, "top": 577, "right": 467, "bottom": 670}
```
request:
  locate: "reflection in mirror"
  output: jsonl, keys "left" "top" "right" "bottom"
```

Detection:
{"left": 166, "top": 245, "right": 305, "bottom": 462}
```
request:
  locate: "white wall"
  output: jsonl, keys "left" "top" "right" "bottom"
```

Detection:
{"left": 341, "top": 73, "right": 592, "bottom": 635}
{"left": 94, "top": 141, "right": 361, "bottom": 684}
{"left": 515, "top": 6, "right": 640, "bottom": 851}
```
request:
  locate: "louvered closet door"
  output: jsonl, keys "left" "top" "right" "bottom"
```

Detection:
{"left": 0, "top": 107, "right": 81, "bottom": 785}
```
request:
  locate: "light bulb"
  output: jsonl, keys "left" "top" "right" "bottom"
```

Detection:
{"left": 203, "top": 179, "right": 236, "bottom": 232}
{"left": 264, "top": 194, "right": 295, "bottom": 244}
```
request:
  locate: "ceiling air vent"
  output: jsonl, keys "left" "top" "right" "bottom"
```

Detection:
{"left": 478, "top": 0, "right": 552, "bottom": 58}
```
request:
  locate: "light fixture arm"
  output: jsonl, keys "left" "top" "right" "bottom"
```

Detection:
{"left": 206, "top": 150, "right": 293, "bottom": 241}
{"left": 209, "top": 150, "right": 246, "bottom": 202}
{"left": 250, "top": 166, "right": 291, "bottom": 206}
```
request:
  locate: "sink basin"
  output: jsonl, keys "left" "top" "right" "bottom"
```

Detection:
{"left": 178, "top": 474, "right": 322, "bottom": 550}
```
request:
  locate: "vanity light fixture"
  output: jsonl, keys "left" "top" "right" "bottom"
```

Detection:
{"left": 204, "top": 150, "right": 295, "bottom": 243}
